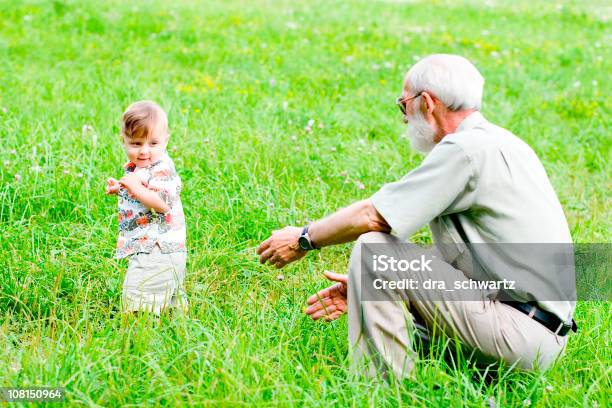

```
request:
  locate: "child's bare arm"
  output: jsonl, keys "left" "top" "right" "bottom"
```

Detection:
{"left": 119, "top": 173, "right": 170, "bottom": 213}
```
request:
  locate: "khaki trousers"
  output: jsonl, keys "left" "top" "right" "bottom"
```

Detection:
{"left": 123, "top": 246, "right": 188, "bottom": 314}
{"left": 347, "top": 232, "right": 567, "bottom": 379}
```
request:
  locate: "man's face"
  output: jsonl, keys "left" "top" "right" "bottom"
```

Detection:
{"left": 122, "top": 128, "right": 168, "bottom": 168}
{"left": 401, "top": 85, "right": 438, "bottom": 154}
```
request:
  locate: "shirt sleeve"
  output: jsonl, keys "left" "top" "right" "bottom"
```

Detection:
{"left": 146, "top": 162, "right": 182, "bottom": 210}
{"left": 370, "top": 140, "right": 476, "bottom": 241}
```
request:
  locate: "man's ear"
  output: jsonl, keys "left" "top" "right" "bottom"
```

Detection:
{"left": 421, "top": 92, "right": 437, "bottom": 114}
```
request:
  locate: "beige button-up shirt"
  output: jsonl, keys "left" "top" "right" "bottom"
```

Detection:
{"left": 371, "top": 111, "right": 575, "bottom": 321}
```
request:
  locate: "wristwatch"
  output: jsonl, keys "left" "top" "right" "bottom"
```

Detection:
{"left": 297, "top": 225, "right": 318, "bottom": 251}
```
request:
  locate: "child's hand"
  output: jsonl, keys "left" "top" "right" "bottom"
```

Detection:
{"left": 119, "top": 173, "right": 144, "bottom": 195}
{"left": 106, "top": 177, "right": 120, "bottom": 195}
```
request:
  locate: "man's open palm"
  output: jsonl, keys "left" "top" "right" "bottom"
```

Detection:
{"left": 305, "top": 271, "right": 348, "bottom": 321}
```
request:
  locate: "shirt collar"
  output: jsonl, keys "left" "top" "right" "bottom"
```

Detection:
{"left": 455, "top": 111, "right": 487, "bottom": 133}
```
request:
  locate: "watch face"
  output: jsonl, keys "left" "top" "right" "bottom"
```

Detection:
{"left": 298, "top": 236, "right": 310, "bottom": 250}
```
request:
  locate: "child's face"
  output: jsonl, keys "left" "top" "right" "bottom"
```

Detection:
{"left": 122, "top": 129, "right": 168, "bottom": 168}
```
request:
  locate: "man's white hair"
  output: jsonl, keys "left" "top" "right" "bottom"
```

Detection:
{"left": 406, "top": 54, "right": 484, "bottom": 111}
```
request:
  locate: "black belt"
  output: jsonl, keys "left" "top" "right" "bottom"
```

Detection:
{"left": 501, "top": 301, "right": 578, "bottom": 337}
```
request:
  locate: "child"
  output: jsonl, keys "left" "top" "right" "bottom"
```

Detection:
{"left": 106, "top": 100, "right": 187, "bottom": 314}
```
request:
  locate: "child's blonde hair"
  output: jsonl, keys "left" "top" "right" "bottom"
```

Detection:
{"left": 121, "top": 100, "right": 168, "bottom": 139}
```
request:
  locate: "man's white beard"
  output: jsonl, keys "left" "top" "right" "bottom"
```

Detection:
{"left": 405, "top": 109, "right": 437, "bottom": 154}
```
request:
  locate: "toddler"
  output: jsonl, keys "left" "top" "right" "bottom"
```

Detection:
{"left": 106, "top": 100, "right": 187, "bottom": 314}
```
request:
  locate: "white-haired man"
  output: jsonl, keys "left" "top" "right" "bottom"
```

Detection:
{"left": 257, "top": 54, "right": 576, "bottom": 378}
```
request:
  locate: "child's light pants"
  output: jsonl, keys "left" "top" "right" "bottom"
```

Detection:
{"left": 122, "top": 246, "right": 188, "bottom": 314}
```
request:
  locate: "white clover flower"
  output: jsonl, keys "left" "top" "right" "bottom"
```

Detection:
{"left": 14, "top": 174, "right": 21, "bottom": 181}
{"left": 30, "top": 165, "right": 42, "bottom": 173}
{"left": 282, "top": 101, "right": 289, "bottom": 110}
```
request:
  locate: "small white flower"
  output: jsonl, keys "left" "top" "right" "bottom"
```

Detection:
{"left": 371, "top": 64, "right": 380, "bottom": 71}
{"left": 276, "top": 274, "right": 284, "bottom": 281}
{"left": 318, "top": 122, "right": 324, "bottom": 129}
{"left": 522, "top": 399, "right": 531, "bottom": 407}
{"left": 481, "top": 30, "right": 490, "bottom": 36}
{"left": 282, "top": 101, "right": 289, "bottom": 110}
{"left": 10, "top": 360, "right": 20, "bottom": 373}
{"left": 545, "top": 385, "right": 554, "bottom": 392}
{"left": 344, "top": 55, "right": 354, "bottom": 63}
{"left": 286, "top": 22, "right": 298, "bottom": 30}
{"left": 14, "top": 174, "right": 21, "bottom": 181}
{"left": 358, "top": 26, "right": 365, "bottom": 32}
{"left": 23, "top": 15, "right": 32, "bottom": 21}
{"left": 261, "top": 43, "right": 268, "bottom": 49}
{"left": 81, "top": 124, "right": 93, "bottom": 136}
{"left": 269, "top": 78, "right": 277, "bottom": 87}
{"left": 63, "top": 169, "right": 69, "bottom": 175}
{"left": 1, "top": 107, "right": 7, "bottom": 113}
{"left": 307, "top": 119, "right": 315, "bottom": 127}
{"left": 30, "top": 165, "right": 42, "bottom": 173}
{"left": 491, "top": 51, "right": 500, "bottom": 58}
{"left": 290, "top": 135, "right": 297, "bottom": 141}
{"left": 330, "top": 146, "right": 337, "bottom": 152}
{"left": 77, "top": 173, "right": 83, "bottom": 178}
{"left": 384, "top": 61, "right": 394, "bottom": 69}
{"left": 592, "top": 80, "right": 598, "bottom": 87}
{"left": 356, "top": 181, "right": 365, "bottom": 190}
{"left": 10, "top": 149, "right": 16, "bottom": 154}
{"left": 296, "top": 364, "right": 303, "bottom": 371}
{"left": 3, "top": 160, "right": 9, "bottom": 167}
{"left": 573, "top": 80, "right": 581, "bottom": 88}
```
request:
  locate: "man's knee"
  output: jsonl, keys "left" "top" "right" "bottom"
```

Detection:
{"left": 356, "top": 231, "right": 398, "bottom": 245}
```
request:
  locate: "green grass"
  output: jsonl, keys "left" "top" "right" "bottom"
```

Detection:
{"left": 0, "top": 0, "right": 610, "bottom": 406}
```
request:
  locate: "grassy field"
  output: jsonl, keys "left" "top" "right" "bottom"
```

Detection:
{"left": 0, "top": 0, "right": 610, "bottom": 406}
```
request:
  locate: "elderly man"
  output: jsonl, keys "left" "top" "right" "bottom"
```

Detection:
{"left": 257, "top": 54, "right": 576, "bottom": 379}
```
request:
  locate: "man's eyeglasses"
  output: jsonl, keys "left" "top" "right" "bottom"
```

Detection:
{"left": 396, "top": 92, "right": 422, "bottom": 115}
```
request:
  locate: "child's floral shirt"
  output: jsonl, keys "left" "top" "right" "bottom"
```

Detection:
{"left": 115, "top": 153, "right": 186, "bottom": 259}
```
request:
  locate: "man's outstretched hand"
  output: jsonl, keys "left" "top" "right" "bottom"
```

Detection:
{"left": 257, "top": 226, "right": 307, "bottom": 268}
{"left": 305, "top": 271, "right": 348, "bottom": 321}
